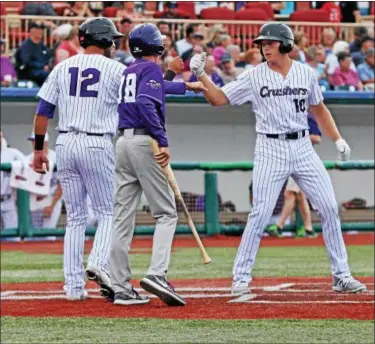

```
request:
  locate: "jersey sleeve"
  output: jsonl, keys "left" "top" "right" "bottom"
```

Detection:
{"left": 37, "top": 66, "right": 59, "bottom": 105}
{"left": 308, "top": 73, "right": 324, "bottom": 105}
{"left": 137, "top": 65, "right": 164, "bottom": 104}
{"left": 221, "top": 70, "right": 253, "bottom": 106}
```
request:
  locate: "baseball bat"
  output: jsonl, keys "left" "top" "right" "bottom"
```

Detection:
{"left": 150, "top": 139, "right": 212, "bottom": 265}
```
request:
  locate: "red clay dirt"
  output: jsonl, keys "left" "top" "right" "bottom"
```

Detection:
{"left": 1, "top": 233, "right": 373, "bottom": 254}
{"left": 1, "top": 277, "right": 374, "bottom": 320}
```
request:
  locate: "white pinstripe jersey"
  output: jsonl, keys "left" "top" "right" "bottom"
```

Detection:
{"left": 37, "top": 54, "right": 126, "bottom": 136}
{"left": 222, "top": 61, "right": 324, "bottom": 134}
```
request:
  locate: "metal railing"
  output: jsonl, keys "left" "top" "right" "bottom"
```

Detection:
{"left": 1, "top": 14, "right": 374, "bottom": 55}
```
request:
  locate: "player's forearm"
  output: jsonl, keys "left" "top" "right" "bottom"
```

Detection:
{"left": 198, "top": 73, "right": 228, "bottom": 106}
{"left": 310, "top": 103, "right": 341, "bottom": 142}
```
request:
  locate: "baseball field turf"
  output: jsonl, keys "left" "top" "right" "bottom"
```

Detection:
{"left": 1, "top": 233, "right": 374, "bottom": 344}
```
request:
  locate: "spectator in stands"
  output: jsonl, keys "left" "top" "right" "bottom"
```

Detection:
{"left": 205, "top": 24, "right": 227, "bottom": 49}
{"left": 15, "top": 23, "right": 50, "bottom": 86}
{"left": 21, "top": 1, "right": 56, "bottom": 16}
{"left": 217, "top": 52, "right": 245, "bottom": 85}
{"left": 326, "top": 40, "right": 357, "bottom": 78}
{"left": 288, "top": 45, "right": 302, "bottom": 62}
{"left": 116, "top": 1, "right": 141, "bottom": 20}
{"left": 315, "top": 45, "right": 327, "bottom": 64}
{"left": 160, "top": 1, "right": 189, "bottom": 19}
{"left": 55, "top": 27, "right": 83, "bottom": 65}
{"left": 64, "top": 2, "right": 88, "bottom": 17}
{"left": 294, "top": 31, "right": 308, "bottom": 63}
{"left": 227, "top": 44, "right": 245, "bottom": 68}
{"left": 332, "top": 52, "right": 363, "bottom": 90}
{"left": 270, "top": 2, "right": 285, "bottom": 14}
{"left": 118, "top": 17, "right": 134, "bottom": 37}
{"left": 339, "top": 1, "right": 361, "bottom": 23}
{"left": 189, "top": 54, "right": 224, "bottom": 87}
{"left": 357, "top": 47, "right": 375, "bottom": 91}
{"left": 181, "top": 32, "right": 205, "bottom": 61}
{"left": 351, "top": 36, "right": 374, "bottom": 66}
{"left": 244, "top": 48, "right": 263, "bottom": 70}
{"left": 213, "top": 34, "right": 232, "bottom": 65}
{"left": 175, "top": 24, "right": 200, "bottom": 56}
{"left": 162, "top": 33, "right": 178, "bottom": 59}
{"left": 157, "top": 21, "right": 171, "bottom": 35}
{"left": 0, "top": 40, "right": 17, "bottom": 87}
{"left": 306, "top": 46, "right": 330, "bottom": 90}
{"left": 88, "top": 2, "right": 104, "bottom": 16}
{"left": 350, "top": 26, "right": 369, "bottom": 53}
{"left": 321, "top": 28, "right": 337, "bottom": 55}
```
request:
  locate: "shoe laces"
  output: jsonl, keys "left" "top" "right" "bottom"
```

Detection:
{"left": 338, "top": 276, "right": 355, "bottom": 287}
{"left": 160, "top": 276, "right": 176, "bottom": 292}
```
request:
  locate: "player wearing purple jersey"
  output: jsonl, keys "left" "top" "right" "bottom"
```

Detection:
{"left": 109, "top": 24, "right": 206, "bottom": 306}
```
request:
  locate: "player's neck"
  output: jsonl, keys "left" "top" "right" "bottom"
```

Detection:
{"left": 267, "top": 57, "right": 293, "bottom": 78}
{"left": 141, "top": 56, "right": 158, "bottom": 63}
{"left": 84, "top": 46, "right": 105, "bottom": 55}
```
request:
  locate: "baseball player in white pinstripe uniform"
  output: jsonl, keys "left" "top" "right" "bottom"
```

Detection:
{"left": 190, "top": 23, "right": 366, "bottom": 295}
{"left": 31, "top": 18, "right": 125, "bottom": 300}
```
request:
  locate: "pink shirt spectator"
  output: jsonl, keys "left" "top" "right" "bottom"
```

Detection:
{"left": 331, "top": 66, "right": 361, "bottom": 89}
{"left": 213, "top": 46, "right": 226, "bottom": 65}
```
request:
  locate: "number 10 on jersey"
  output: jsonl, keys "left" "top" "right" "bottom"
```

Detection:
{"left": 118, "top": 73, "right": 136, "bottom": 104}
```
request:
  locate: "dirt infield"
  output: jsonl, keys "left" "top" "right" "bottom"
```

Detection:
{"left": 1, "top": 277, "right": 373, "bottom": 320}
{"left": 1, "top": 233, "right": 373, "bottom": 254}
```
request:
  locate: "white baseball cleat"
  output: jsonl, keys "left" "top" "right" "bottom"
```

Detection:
{"left": 67, "top": 290, "right": 88, "bottom": 301}
{"left": 332, "top": 276, "right": 367, "bottom": 293}
{"left": 231, "top": 281, "right": 250, "bottom": 296}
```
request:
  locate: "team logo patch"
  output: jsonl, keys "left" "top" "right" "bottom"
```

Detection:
{"left": 146, "top": 80, "right": 161, "bottom": 89}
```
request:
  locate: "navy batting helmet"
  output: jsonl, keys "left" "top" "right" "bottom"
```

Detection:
{"left": 78, "top": 17, "right": 123, "bottom": 49}
{"left": 128, "top": 23, "right": 164, "bottom": 58}
{"left": 253, "top": 23, "right": 294, "bottom": 54}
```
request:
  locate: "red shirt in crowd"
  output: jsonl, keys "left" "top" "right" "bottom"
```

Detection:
{"left": 322, "top": 2, "right": 342, "bottom": 22}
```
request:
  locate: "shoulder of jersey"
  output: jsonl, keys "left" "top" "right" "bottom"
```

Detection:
{"left": 140, "top": 61, "right": 163, "bottom": 76}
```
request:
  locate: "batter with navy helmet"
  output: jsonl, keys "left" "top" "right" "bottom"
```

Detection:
{"left": 109, "top": 23, "right": 205, "bottom": 307}
{"left": 190, "top": 22, "right": 366, "bottom": 295}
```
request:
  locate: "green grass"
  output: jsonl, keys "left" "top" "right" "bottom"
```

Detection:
{"left": 1, "top": 317, "right": 374, "bottom": 344}
{"left": 1, "top": 245, "right": 373, "bottom": 283}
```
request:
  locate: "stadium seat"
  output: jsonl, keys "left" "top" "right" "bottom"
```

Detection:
{"left": 245, "top": 2, "right": 275, "bottom": 20}
{"left": 103, "top": 7, "right": 119, "bottom": 18}
{"left": 52, "top": 2, "right": 70, "bottom": 16}
{"left": 153, "top": 9, "right": 195, "bottom": 19}
{"left": 200, "top": 7, "right": 235, "bottom": 20}
{"left": 289, "top": 9, "right": 330, "bottom": 22}
{"left": 235, "top": 8, "right": 270, "bottom": 21}
{"left": 289, "top": 10, "right": 331, "bottom": 45}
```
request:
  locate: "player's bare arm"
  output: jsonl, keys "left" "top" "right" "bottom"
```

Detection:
{"left": 32, "top": 114, "right": 50, "bottom": 173}
{"left": 190, "top": 53, "right": 229, "bottom": 106}
{"left": 309, "top": 102, "right": 351, "bottom": 160}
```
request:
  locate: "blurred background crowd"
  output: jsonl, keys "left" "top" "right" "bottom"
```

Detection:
{"left": 0, "top": 1, "right": 374, "bottom": 90}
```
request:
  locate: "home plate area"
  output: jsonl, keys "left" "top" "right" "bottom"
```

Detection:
{"left": 1, "top": 277, "right": 373, "bottom": 320}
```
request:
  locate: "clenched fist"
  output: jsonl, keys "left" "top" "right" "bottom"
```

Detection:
{"left": 32, "top": 150, "right": 49, "bottom": 174}
{"left": 335, "top": 138, "right": 351, "bottom": 161}
{"left": 190, "top": 52, "right": 207, "bottom": 77}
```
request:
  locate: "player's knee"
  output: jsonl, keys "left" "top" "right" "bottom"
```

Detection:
{"left": 320, "top": 200, "right": 339, "bottom": 218}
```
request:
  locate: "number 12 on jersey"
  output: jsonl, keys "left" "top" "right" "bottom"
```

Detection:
{"left": 118, "top": 73, "right": 137, "bottom": 104}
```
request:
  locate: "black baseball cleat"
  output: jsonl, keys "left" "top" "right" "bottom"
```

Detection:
{"left": 140, "top": 275, "right": 186, "bottom": 306}
{"left": 114, "top": 288, "right": 150, "bottom": 306}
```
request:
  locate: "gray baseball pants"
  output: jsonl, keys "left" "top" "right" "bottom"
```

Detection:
{"left": 110, "top": 131, "right": 178, "bottom": 293}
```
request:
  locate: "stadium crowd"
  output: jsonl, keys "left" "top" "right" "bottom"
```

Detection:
{"left": 0, "top": 1, "right": 374, "bottom": 90}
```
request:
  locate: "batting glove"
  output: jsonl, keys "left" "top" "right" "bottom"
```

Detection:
{"left": 335, "top": 138, "right": 351, "bottom": 161}
{"left": 190, "top": 52, "right": 207, "bottom": 77}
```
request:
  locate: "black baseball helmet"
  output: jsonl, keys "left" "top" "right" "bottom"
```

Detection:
{"left": 78, "top": 17, "right": 123, "bottom": 49}
{"left": 253, "top": 22, "right": 294, "bottom": 54}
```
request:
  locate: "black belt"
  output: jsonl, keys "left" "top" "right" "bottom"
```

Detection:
{"left": 1, "top": 195, "right": 12, "bottom": 202}
{"left": 266, "top": 130, "right": 308, "bottom": 140}
{"left": 59, "top": 131, "right": 104, "bottom": 137}
{"left": 119, "top": 128, "right": 150, "bottom": 136}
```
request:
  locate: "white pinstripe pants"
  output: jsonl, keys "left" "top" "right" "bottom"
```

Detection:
{"left": 56, "top": 132, "right": 114, "bottom": 294}
{"left": 233, "top": 135, "right": 351, "bottom": 284}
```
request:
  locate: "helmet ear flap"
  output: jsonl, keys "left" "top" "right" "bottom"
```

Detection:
{"left": 279, "top": 41, "right": 294, "bottom": 54}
